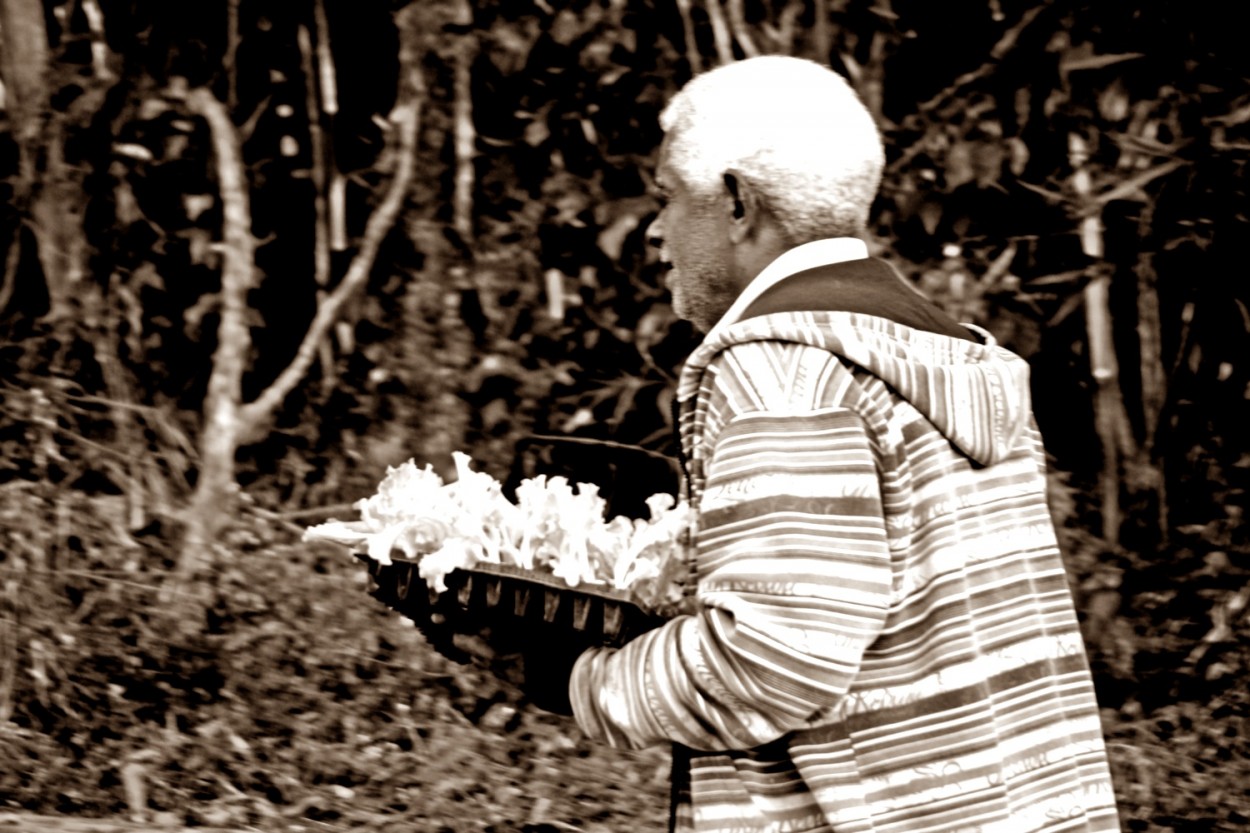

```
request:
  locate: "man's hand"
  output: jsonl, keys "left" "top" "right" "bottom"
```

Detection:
{"left": 425, "top": 608, "right": 585, "bottom": 716}
{"left": 519, "top": 636, "right": 588, "bottom": 716}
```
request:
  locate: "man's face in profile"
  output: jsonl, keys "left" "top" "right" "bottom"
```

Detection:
{"left": 649, "top": 136, "right": 737, "bottom": 333}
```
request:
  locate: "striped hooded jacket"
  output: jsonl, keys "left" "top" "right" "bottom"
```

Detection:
{"left": 568, "top": 254, "right": 1121, "bottom": 833}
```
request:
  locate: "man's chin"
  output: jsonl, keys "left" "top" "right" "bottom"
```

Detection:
{"left": 673, "top": 306, "right": 713, "bottom": 334}
{"left": 670, "top": 295, "right": 713, "bottom": 333}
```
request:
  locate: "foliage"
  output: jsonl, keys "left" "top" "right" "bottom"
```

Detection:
{"left": 1, "top": 0, "right": 1249, "bottom": 830}
{"left": 1, "top": 491, "right": 670, "bottom": 830}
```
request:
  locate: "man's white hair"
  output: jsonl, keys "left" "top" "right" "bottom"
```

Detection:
{"left": 659, "top": 55, "right": 884, "bottom": 244}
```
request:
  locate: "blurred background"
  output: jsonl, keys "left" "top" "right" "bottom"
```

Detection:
{"left": 0, "top": 0, "right": 1246, "bottom": 830}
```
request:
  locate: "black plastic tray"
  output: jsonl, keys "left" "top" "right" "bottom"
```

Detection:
{"left": 357, "top": 554, "right": 668, "bottom": 652}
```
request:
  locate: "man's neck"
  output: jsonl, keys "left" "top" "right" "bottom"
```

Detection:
{"left": 728, "top": 226, "right": 793, "bottom": 295}
{"left": 708, "top": 237, "right": 870, "bottom": 340}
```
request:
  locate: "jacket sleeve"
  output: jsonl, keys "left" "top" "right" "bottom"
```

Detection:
{"left": 568, "top": 405, "right": 893, "bottom": 752}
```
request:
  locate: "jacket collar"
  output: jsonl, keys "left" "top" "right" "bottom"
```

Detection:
{"left": 738, "top": 257, "right": 973, "bottom": 341}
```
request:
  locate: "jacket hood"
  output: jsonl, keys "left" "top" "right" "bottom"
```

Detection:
{"left": 677, "top": 311, "right": 1033, "bottom": 467}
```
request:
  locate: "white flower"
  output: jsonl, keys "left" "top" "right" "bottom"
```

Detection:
{"left": 418, "top": 538, "right": 482, "bottom": 594}
{"left": 303, "top": 452, "right": 693, "bottom": 610}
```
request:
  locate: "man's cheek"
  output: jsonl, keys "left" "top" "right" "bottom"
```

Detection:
{"left": 668, "top": 279, "right": 688, "bottom": 314}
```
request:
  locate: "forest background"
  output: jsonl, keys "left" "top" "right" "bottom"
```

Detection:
{"left": 0, "top": 0, "right": 1247, "bottom": 831}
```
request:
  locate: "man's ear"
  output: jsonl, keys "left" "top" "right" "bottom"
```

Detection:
{"left": 723, "top": 170, "right": 761, "bottom": 244}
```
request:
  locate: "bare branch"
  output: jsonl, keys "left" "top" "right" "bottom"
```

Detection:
{"left": 298, "top": 25, "right": 332, "bottom": 291}
{"left": 520, "top": 434, "right": 679, "bottom": 466}
{"left": 225, "top": 0, "right": 240, "bottom": 110}
{"left": 311, "top": 0, "right": 347, "bottom": 252}
{"left": 1077, "top": 158, "right": 1188, "bottom": 216}
{"left": 330, "top": 174, "right": 348, "bottom": 251}
{"left": 299, "top": 22, "right": 338, "bottom": 390}
{"left": 982, "top": 241, "right": 1018, "bottom": 288}
{"left": 0, "top": 0, "right": 50, "bottom": 151}
{"left": 313, "top": 0, "right": 339, "bottom": 116}
{"left": 703, "top": 0, "right": 736, "bottom": 66}
{"left": 80, "top": 0, "right": 112, "bottom": 81}
{"left": 451, "top": 0, "right": 477, "bottom": 243}
{"left": 674, "top": 0, "right": 703, "bottom": 74}
{"left": 1060, "top": 51, "right": 1145, "bottom": 74}
{"left": 237, "top": 71, "right": 425, "bottom": 440}
{"left": 860, "top": 27, "right": 889, "bottom": 125}
{"left": 0, "top": 226, "right": 20, "bottom": 317}
{"left": 811, "top": 0, "right": 831, "bottom": 63}
{"left": 236, "top": 94, "right": 272, "bottom": 143}
{"left": 923, "top": 2, "right": 1047, "bottom": 117}
{"left": 187, "top": 87, "right": 256, "bottom": 421}
{"left": 726, "top": 0, "right": 759, "bottom": 57}
{"left": 1068, "top": 132, "right": 1102, "bottom": 258}
{"left": 180, "top": 87, "right": 258, "bottom": 577}
{"left": 888, "top": 2, "right": 1050, "bottom": 174}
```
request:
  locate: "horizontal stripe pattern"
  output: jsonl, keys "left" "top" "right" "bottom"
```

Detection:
{"left": 570, "top": 312, "right": 1120, "bottom": 832}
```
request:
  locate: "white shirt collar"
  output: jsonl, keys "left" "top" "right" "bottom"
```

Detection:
{"left": 705, "top": 237, "right": 869, "bottom": 341}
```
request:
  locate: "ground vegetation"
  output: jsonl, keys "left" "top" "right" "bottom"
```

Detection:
{"left": 1, "top": 1, "right": 1248, "bottom": 830}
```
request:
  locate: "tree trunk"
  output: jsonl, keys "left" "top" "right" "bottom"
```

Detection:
{"left": 1085, "top": 271, "right": 1134, "bottom": 542}
{"left": 1070, "top": 131, "right": 1138, "bottom": 544}
{"left": 0, "top": 0, "right": 48, "bottom": 156}
{"left": 178, "top": 12, "right": 426, "bottom": 578}
{"left": 0, "top": 0, "right": 89, "bottom": 323}
{"left": 451, "top": 0, "right": 477, "bottom": 244}
{"left": 179, "top": 87, "right": 258, "bottom": 581}
{"left": 1135, "top": 212, "right": 1170, "bottom": 546}
{"left": 28, "top": 130, "right": 93, "bottom": 324}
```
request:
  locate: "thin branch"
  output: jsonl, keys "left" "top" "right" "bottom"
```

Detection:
{"left": 982, "top": 241, "right": 1018, "bottom": 288}
{"left": 298, "top": 22, "right": 338, "bottom": 389}
{"left": 0, "top": 224, "right": 20, "bottom": 317}
{"left": 725, "top": 0, "right": 759, "bottom": 57}
{"left": 451, "top": 0, "right": 477, "bottom": 243}
{"left": 811, "top": 0, "right": 831, "bottom": 64}
{"left": 889, "top": 1, "right": 1050, "bottom": 174}
{"left": 0, "top": 568, "right": 17, "bottom": 721}
{"left": 0, "top": 568, "right": 215, "bottom": 598}
{"left": 237, "top": 71, "right": 425, "bottom": 440}
{"left": 919, "top": 2, "right": 1047, "bottom": 118}
{"left": 236, "top": 93, "right": 273, "bottom": 144}
{"left": 298, "top": 25, "right": 331, "bottom": 291}
{"left": 225, "top": 0, "right": 240, "bottom": 110}
{"left": 673, "top": 0, "right": 703, "bottom": 74}
{"left": 0, "top": 401, "right": 147, "bottom": 464}
{"left": 313, "top": 0, "right": 339, "bottom": 116}
{"left": 703, "top": 0, "right": 736, "bottom": 66}
{"left": 860, "top": 26, "right": 889, "bottom": 126}
{"left": 79, "top": 0, "right": 112, "bottom": 81}
{"left": 268, "top": 501, "right": 359, "bottom": 520}
{"left": 240, "top": 505, "right": 306, "bottom": 537}
{"left": 1077, "top": 158, "right": 1188, "bottom": 217}
{"left": 519, "top": 434, "right": 677, "bottom": 465}
{"left": 313, "top": 0, "right": 347, "bottom": 254}
{"left": 1069, "top": 132, "right": 1102, "bottom": 258}
{"left": 330, "top": 173, "right": 348, "bottom": 251}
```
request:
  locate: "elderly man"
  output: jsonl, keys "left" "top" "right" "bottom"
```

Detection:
{"left": 564, "top": 56, "right": 1122, "bottom": 832}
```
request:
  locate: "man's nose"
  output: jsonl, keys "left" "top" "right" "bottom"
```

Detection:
{"left": 646, "top": 211, "right": 665, "bottom": 252}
